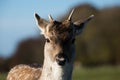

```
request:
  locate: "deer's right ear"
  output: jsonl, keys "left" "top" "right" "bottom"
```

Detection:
{"left": 34, "top": 13, "right": 48, "bottom": 34}
{"left": 74, "top": 15, "right": 94, "bottom": 35}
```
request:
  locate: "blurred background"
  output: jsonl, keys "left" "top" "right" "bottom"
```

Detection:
{"left": 0, "top": 0, "right": 120, "bottom": 80}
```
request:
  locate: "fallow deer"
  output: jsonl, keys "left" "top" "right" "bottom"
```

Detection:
{"left": 7, "top": 9, "right": 94, "bottom": 80}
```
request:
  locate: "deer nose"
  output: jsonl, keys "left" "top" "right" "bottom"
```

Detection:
{"left": 56, "top": 53, "right": 66, "bottom": 66}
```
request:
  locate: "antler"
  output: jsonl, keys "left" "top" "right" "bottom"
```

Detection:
{"left": 48, "top": 14, "right": 54, "bottom": 22}
{"left": 68, "top": 9, "right": 75, "bottom": 21}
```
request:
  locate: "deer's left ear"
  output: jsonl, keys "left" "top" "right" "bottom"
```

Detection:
{"left": 74, "top": 15, "right": 94, "bottom": 35}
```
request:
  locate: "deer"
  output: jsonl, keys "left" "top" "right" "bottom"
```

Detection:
{"left": 7, "top": 9, "right": 94, "bottom": 80}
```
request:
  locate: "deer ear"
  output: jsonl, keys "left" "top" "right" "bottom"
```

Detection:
{"left": 34, "top": 13, "right": 48, "bottom": 34}
{"left": 74, "top": 15, "right": 94, "bottom": 35}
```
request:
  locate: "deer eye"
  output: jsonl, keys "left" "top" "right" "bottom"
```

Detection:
{"left": 45, "top": 38, "right": 50, "bottom": 43}
{"left": 71, "top": 38, "right": 75, "bottom": 44}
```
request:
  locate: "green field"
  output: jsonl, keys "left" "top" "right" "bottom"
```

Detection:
{"left": 0, "top": 73, "right": 6, "bottom": 80}
{"left": 72, "top": 66, "right": 120, "bottom": 80}
{"left": 0, "top": 66, "right": 120, "bottom": 80}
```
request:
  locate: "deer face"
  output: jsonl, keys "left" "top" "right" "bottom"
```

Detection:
{"left": 35, "top": 9, "right": 94, "bottom": 66}
{"left": 43, "top": 21, "right": 76, "bottom": 66}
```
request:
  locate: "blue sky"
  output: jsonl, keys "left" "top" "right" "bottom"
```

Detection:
{"left": 0, "top": 0, "right": 120, "bottom": 58}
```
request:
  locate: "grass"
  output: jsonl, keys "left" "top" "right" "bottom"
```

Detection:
{"left": 0, "top": 73, "right": 7, "bottom": 80}
{"left": 0, "top": 66, "right": 120, "bottom": 80}
{"left": 72, "top": 66, "right": 120, "bottom": 80}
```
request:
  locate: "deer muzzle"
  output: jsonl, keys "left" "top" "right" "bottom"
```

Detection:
{"left": 56, "top": 53, "right": 67, "bottom": 66}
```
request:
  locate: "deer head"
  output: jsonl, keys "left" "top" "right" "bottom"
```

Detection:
{"left": 34, "top": 9, "right": 94, "bottom": 67}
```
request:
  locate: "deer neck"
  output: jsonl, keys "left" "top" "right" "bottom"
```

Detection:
{"left": 39, "top": 50, "right": 75, "bottom": 80}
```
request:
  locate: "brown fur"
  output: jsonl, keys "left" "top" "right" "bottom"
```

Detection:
{"left": 7, "top": 64, "right": 42, "bottom": 80}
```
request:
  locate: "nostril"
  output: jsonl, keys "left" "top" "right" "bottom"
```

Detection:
{"left": 57, "top": 53, "right": 64, "bottom": 58}
{"left": 56, "top": 57, "right": 66, "bottom": 66}
{"left": 56, "top": 53, "right": 66, "bottom": 66}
